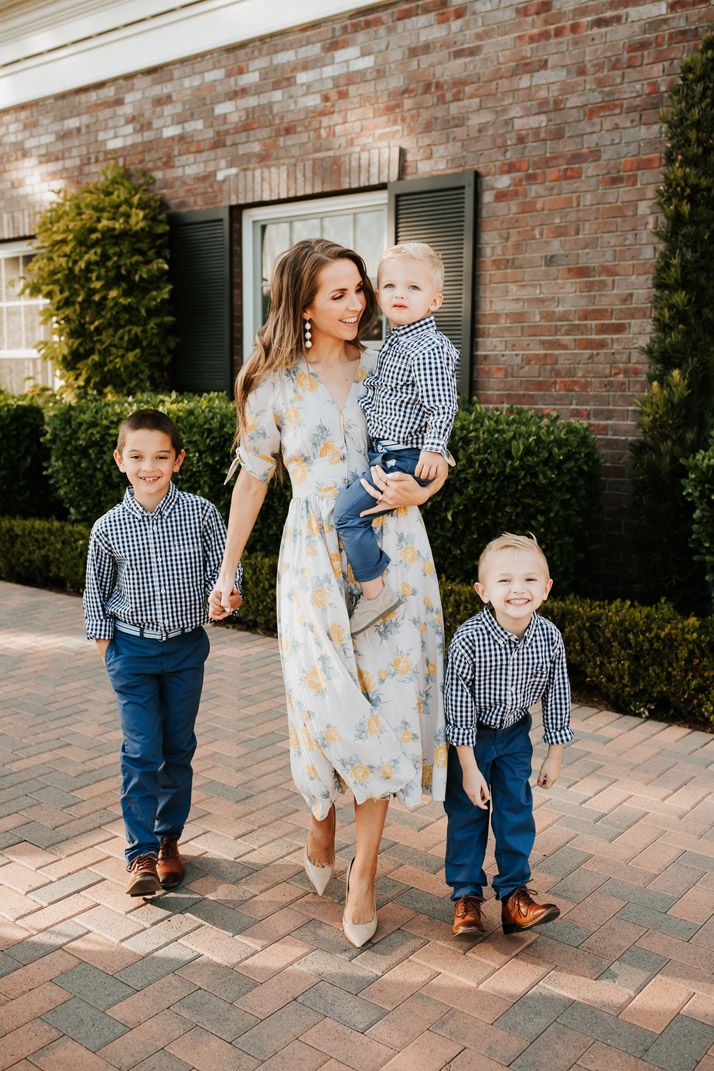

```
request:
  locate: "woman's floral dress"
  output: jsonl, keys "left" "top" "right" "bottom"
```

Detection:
{"left": 237, "top": 351, "right": 447, "bottom": 819}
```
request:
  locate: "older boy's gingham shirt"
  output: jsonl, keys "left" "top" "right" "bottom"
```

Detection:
{"left": 83, "top": 482, "right": 242, "bottom": 640}
{"left": 444, "top": 608, "right": 573, "bottom": 747}
{"left": 359, "top": 315, "right": 459, "bottom": 456}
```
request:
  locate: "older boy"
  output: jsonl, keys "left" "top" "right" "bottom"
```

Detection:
{"left": 334, "top": 241, "right": 459, "bottom": 635}
{"left": 84, "top": 409, "right": 242, "bottom": 896}
{"left": 444, "top": 533, "right": 572, "bottom": 935}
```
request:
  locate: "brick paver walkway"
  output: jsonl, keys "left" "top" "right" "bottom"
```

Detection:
{"left": 1, "top": 581, "right": 713, "bottom": 1071}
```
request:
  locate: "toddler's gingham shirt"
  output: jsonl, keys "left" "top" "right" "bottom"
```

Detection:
{"left": 444, "top": 607, "right": 573, "bottom": 747}
{"left": 358, "top": 315, "right": 459, "bottom": 456}
{"left": 83, "top": 482, "right": 242, "bottom": 640}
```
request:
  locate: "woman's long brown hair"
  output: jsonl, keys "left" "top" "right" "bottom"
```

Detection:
{"left": 234, "top": 239, "right": 377, "bottom": 442}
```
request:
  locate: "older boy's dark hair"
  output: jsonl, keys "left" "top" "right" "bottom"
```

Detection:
{"left": 116, "top": 409, "right": 183, "bottom": 454}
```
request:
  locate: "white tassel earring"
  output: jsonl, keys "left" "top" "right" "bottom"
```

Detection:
{"left": 304, "top": 317, "right": 312, "bottom": 350}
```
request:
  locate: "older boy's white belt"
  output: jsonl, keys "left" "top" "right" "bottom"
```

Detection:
{"left": 115, "top": 621, "right": 194, "bottom": 642}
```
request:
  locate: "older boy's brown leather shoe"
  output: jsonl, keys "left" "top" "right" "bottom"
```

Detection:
{"left": 501, "top": 886, "right": 560, "bottom": 934}
{"left": 452, "top": 895, "right": 486, "bottom": 935}
{"left": 126, "top": 854, "right": 161, "bottom": 897}
{"left": 157, "top": 837, "right": 185, "bottom": 889}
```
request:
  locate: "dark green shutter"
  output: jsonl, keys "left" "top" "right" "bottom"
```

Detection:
{"left": 169, "top": 208, "right": 231, "bottom": 393}
{"left": 387, "top": 172, "right": 476, "bottom": 398}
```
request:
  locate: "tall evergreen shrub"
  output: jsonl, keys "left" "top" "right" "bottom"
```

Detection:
{"left": 23, "top": 163, "right": 176, "bottom": 395}
{"left": 631, "top": 33, "right": 714, "bottom": 608}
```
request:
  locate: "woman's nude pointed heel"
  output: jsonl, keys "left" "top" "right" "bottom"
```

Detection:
{"left": 342, "top": 857, "right": 377, "bottom": 948}
{"left": 303, "top": 847, "right": 334, "bottom": 896}
{"left": 304, "top": 805, "right": 335, "bottom": 896}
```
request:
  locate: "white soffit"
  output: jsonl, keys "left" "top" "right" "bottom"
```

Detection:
{"left": 0, "top": 0, "right": 385, "bottom": 110}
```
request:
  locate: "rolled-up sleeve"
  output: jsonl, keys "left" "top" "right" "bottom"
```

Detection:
{"left": 235, "top": 375, "right": 282, "bottom": 483}
{"left": 444, "top": 631, "right": 478, "bottom": 747}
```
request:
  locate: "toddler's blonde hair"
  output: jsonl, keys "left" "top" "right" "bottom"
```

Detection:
{"left": 478, "top": 532, "right": 550, "bottom": 581}
{"left": 378, "top": 242, "right": 444, "bottom": 291}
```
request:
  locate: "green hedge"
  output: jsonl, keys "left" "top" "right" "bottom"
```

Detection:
{"left": 1, "top": 517, "right": 711, "bottom": 727}
{"left": 0, "top": 399, "right": 62, "bottom": 519}
{"left": 685, "top": 436, "right": 714, "bottom": 610}
{"left": 423, "top": 405, "right": 601, "bottom": 593}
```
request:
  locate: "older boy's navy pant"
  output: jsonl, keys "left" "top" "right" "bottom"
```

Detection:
{"left": 104, "top": 626, "right": 209, "bottom": 863}
{"left": 444, "top": 714, "right": 535, "bottom": 901}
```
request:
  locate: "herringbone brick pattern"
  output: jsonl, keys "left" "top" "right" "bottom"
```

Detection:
{"left": 1, "top": 581, "right": 713, "bottom": 1071}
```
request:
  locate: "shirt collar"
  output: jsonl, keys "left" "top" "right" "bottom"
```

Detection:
{"left": 482, "top": 605, "right": 540, "bottom": 648}
{"left": 122, "top": 480, "right": 178, "bottom": 520}
{"left": 386, "top": 315, "right": 437, "bottom": 341}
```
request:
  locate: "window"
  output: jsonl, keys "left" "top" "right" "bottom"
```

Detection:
{"left": 0, "top": 242, "right": 48, "bottom": 358}
{"left": 242, "top": 191, "right": 388, "bottom": 358}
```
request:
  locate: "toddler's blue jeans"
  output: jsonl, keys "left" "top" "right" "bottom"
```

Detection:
{"left": 444, "top": 714, "right": 535, "bottom": 901}
{"left": 104, "top": 626, "right": 209, "bottom": 862}
{"left": 334, "top": 446, "right": 428, "bottom": 582}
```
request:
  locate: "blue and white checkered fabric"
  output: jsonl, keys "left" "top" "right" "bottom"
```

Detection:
{"left": 358, "top": 315, "right": 459, "bottom": 456}
{"left": 83, "top": 482, "right": 242, "bottom": 640}
{"left": 444, "top": 607, "right": 573, "bottom": 747}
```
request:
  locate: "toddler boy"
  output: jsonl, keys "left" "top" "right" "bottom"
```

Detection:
{"left": 334, "top": 241, "right": 459, "bottom": 635}
{"left": 83, "top": 409, "right": 242, "bottom": 896}
{"left": 444, "top": 533, "right": 572, "bottom": 935}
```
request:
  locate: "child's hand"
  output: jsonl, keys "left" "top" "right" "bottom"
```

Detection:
{"left": 537, "top": 751, "right": 562, "bottom": 789}
{"left": 96, "top": 638, "right": 110, "bottom": 663}
{"left": 208, "top": 587, "right": 234, "bottom": 620}
{"left": 227, "top": 590, "right": 243, "bottom": 611}
{"left": 461, "top": 765, "right": 491, "bottom": 810}
{"left": 415, "top": 450, "right": 448, "bottom": 481}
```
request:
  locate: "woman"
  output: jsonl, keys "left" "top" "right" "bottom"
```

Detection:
{"left": 211, "top": 239, "right": 448, "bottom": 947}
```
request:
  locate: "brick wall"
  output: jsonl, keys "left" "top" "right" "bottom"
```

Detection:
{"left": 1, "top": 0, "right": 713, "bottom": 570}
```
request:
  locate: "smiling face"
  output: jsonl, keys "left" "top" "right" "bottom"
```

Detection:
{"left": 475, "top": 547, "right": 553, "bottom": 636}
{"left": 114, "top": 428, "right": 185, "bottom": 511}
{"left": 303, "top": 259, "right": 367, "bottom": 349}
{"left": 377, "top": 257, "right": 443, "bottom": 328}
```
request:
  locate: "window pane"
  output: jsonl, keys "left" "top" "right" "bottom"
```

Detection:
{"left": 290, "top": 217, "right": 321, "bottom": 245}
{"left": 322, "top": 214, "right": 353, "bottom": 249}
{"left": 3, "top": 257, "right": 23, "bottom": 300}
{"left": 261, "top": 222, "right": 291, "bottom": 294}
{"left": 355, "top": 210, "right": 386, "bottom": 282}
{"left": 6, "top": 306, "right": 22, "bottom": 348}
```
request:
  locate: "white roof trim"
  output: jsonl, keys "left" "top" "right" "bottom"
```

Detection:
{"left": 0, "top": 0, "right": 385, "bottom": 109}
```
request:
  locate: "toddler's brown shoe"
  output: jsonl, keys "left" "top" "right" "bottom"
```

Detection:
{"left": 126, "top": 854, "right": 161, "bottom": 897}
{"left": 157, "top": 837, "right": 185, "bottom": 889}
{"left": 501, "top": 886, "right": 559, "bottom": 934}
{"left": 452, "top": 895, "right": 486, "bottom": 935}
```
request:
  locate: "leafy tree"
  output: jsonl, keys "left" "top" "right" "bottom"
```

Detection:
{"left": 23, "top": 163, "right": 175, "bottom": 394}
{"left": 631, "top": 33, "right": 714, "bottom": 609}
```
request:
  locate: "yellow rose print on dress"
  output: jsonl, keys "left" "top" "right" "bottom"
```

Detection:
{"left": 290, "top": 457, "right": 309, "bottom": 485}
{"left": 244, "top": 414, "right": 258, "bottom": 435}
{"left": 306, "top": 513, "right": 321, "bottom": 536}
{"left": 434, "top": 744, "right": 448, "bottom": 768}
{"left": 423, "top": 560, "right": 435, "bottom": 576}
{"left": 329, "top": 551, "right": 342, "bottom": 578}
{"left": 289, "top": 728, "right": 299, "bottom": 749}
{"left": 304, "top": 666, "right": 327, "bottom": 693}
{"left": 306, "top": 764, "right": 318, "bottom": 779}
{"left": 400, "top": 582, "right": 414, "bottom": 597}
{"left": 312, "top": 588, "right": 330, "bottom": 608}
{"left": 401, "top": 545, "right": 418, "bottom": 564}
{"left": 324, "top": 726, "right": 340, "bottom": 743}
{"left": 302, "top": 725, "right": 316, "bottom": 749}
{"left": 400, "top": 729, "right": 414, "bottom": 744}
{"left": 392, "top": 655, "right": 412, "bottom": 676}
{"left": 367, "top": 715, "right": 381, "bottom": 736}
{"left": 357, "top": 668, "right": 375, "bottom": 693}
{"left": 329, "top": 623, "right": 346, "bottom": 645}
{"left": 351, "top": 764, "right": 370, "bottom": 782}
{"left": 380, "top": 762, "right": 394, "bottom": 779}
{"left": 284, "top": 406, "right": 301, "bottom": 425}
{"left": 295, "top": 369, "right": 318, "bottom": 393}
{"left": 319, "top": 441, "right": 343, "bottom": 465}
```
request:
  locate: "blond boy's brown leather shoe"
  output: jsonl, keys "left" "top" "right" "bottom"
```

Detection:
{"left": 126, "top": 854, "right": 161, "bottom": 896}
{"left": 501, "top": 886, "right": 560, "bottom": 934}
{"left": 452, "top": 895, "right": 486, "bottom": 935}
{"left": 157, "top": 837, "right": 185, "bottom": 889}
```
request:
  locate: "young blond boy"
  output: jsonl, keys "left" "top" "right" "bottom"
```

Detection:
{"left": 83, "top": 409, "right": 242, "bottom": 896}
{"left": 334, "top": 242, "right": 458, "bottom": 635}
{"left": 444, "top": 533, "right": 572, "bottom": 935}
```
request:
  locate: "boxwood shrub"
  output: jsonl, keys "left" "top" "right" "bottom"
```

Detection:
{"left": 0, "top": 398, "right": 63, "bottom": 519}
